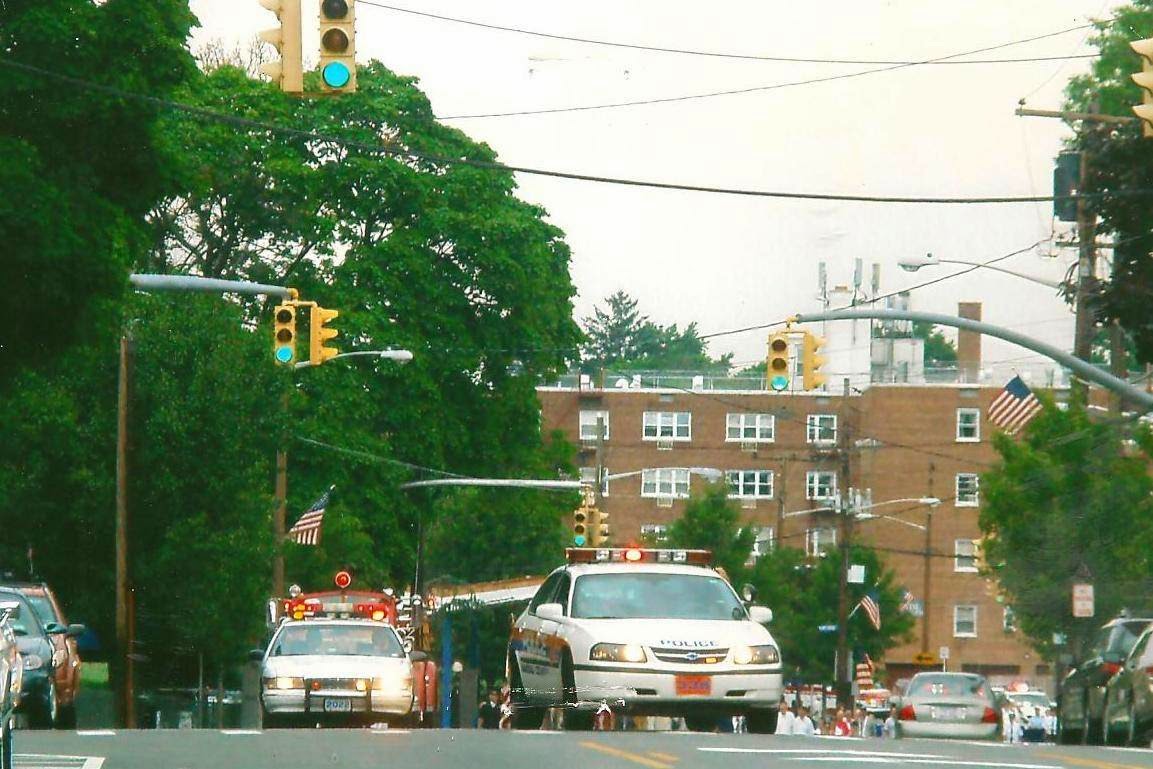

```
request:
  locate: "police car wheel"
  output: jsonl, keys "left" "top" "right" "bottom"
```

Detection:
{"left": 508, "top": 659, "right": 545, "bottom": 730}
{"left": 746, "top": 708, "right": 779, "bottom": 734}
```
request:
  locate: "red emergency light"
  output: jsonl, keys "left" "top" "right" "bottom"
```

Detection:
{"left": 565, "top": 548, "right": 712, "bottom": 566}
{"left": 334, "top": 571, "right": 353, "bottom": 589}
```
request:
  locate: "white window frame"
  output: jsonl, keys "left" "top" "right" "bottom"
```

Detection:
{"left": 805, "top": 527, "right": 837, "bottom": 557}
{"left": 955, "top": 473, "right": 980, "bottom": 507}
{"left": 751, "top": 527, "right": 776, "bottom": 559}
{"left": 726, "top": 470, "right": 774, "bottom": 499}
{"left": 953, "top": 605, "right": 978, "bottom": 638}
{"left": 726, "top": 413, "right": 775, "bottom": 443}
{"left": 642, "top": 411, "right": 692, "bottom": 441}
{"left": 579, "top": 466, "right": 609, "bottom": 497}
{"left": 956, "top": 408, "right": 980, "bottom": 443}
{"left": 954, "top": 539, "right": 978, "bottom": 572}
{"left": 640, "top": 523, "right": 669, "bottom": 543}
{"left": 1003, "top": 605, "right": 1018, "bottom": 633}
{"left": 641, "top": 468, "right": 690, "bottom": 498}
{"left": 578, "top": 410, "right": 610, "bottom": 441}
{"left": 806, "top": 470, "right": 837, "bottom": 500}
{"left": 806, "top": 414, "right": 838, "bottom": 444}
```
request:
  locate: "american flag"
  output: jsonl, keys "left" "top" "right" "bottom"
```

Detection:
{"left": 859, "top": 592, "right": 882, "bottom": 631}
{"left": 988, "top": 375, "right": 1043, "bottom": 435}
{"left": 288, "top": 488, "right": 332, "bottom": 546}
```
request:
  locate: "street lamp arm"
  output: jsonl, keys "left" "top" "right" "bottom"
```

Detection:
{"left": 129, "top": 273, "right": 294, "bottom": 299}
{"left": 294, "top": 349, "right": 414, "bottom": 369}
{"left": 934, "top": 259, "right": 1063, "bottom": 290}
{"left": 855, "top": 512, "right": 928, "bottom": 531}
{"left": 857, "top": 497, "right": 940, "bottom": 511}
{"left": 400, "top": 478, "right": 581, "bottom": 491}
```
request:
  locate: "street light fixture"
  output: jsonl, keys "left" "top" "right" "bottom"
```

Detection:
{"left": 898, "top": 252, "right": 1063, "bottom": 290}
{"left": 293, "top": 348, "right": 414, "bottom": 369}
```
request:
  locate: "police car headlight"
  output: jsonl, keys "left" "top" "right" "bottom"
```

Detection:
{"left": 590, "top": 643, "right": 647, "bottom": 663}
{"left": 264, "top": 676, "right": 304, "bottom": 690}
{"left": 373, "top": 673, "right": 412, "bottom": 691}
{"left": 22, "top": 654, "right": 44, "bottom": 671}
{"left": 730, "top": 645, "right": 778, "bottom": 665}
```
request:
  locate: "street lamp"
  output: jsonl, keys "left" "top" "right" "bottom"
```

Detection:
{"left": 294, "top": 348, "right": 414, "bottom": 369}
{"left": 898, "top": 252, "right": 1063, "bottom": 290}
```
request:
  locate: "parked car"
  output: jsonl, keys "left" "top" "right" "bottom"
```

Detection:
{"left": 0, "top": 588, "right": 83, "bottom": 729}
{"left": 894, "top": 672, "right": 1001, "bottom": 740}
{"left": 0, "top": 583, "right": 83, "bottom": 728}
{"left": 1101, "top": 623, "right": 1153, "bottom": 745}
{"left": 1059, "top": 615, "right": 1153, "bottom": 744}
{"left": 0, "top": 599, "right": 23, "bottom": 769}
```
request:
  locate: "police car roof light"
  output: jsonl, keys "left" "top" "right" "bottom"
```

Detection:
{"left": 624, "top": 548, "right": 643, "bottom": 562}
{"left": 564, "top": 547, "right": 713, "bottom": 565}
{"left": 334, "top": 571, "right": 353, "bottom": 589}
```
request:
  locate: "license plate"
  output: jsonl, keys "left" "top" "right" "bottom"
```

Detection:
{"left": 324, "top": 698, "right": 353, "bottom": 713}
{"left": 675, "top": 675, "right": 711, "bottom": 696}
{"left": 932, "top": 706, "right": 965, "bottom": 721}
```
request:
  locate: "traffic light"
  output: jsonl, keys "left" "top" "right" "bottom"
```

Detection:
{"left": 767, "top": 333, "right": 791, "bottom": 391}
{"left": 309, "top": 305, "right": 340, "bottom": 365}
{"left": 319, "top": 0, "right": 357, "bottom": 93}
{"left": 1131, "top": 38, "right": 1153, "bottom": 137}
{"left": 572, "top": 506, "right": 588, "bottom": 547}
{"left": 801, "top": 332, "right": 827, "bottom": 391}
{"left": 259, "top": 0, "right": 304, "bottom": 94}
{"left": 589, "top": 509, "right": 611, "bottom": 547}
{"left": 273, "top": 304, "right": 297, "bottom": 365}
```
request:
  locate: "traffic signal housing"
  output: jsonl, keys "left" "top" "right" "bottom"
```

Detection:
{"left": 273, "top": 304, "right": 297, "bottom": 365}
{"left": 589, "top": 509, "right": 610, "bottom": 547}
{"left": 309, "top": 305, "right": 340, "bottom": 365}
{"left": 767, "top": 333, "right": 791, "bottom": 391}
{"left": 802, "top": 332, "right": 827, "bottom": 391}
{"left": 319, "top": 0, "right": 357, "bottom": 93}
{"left": 259, "top": 0, "right": 303, "bottom": 94}
{"left": 1131, "top": 38, "right": 1153, "bottom": 137}
{"left": 572, "top": 506, "right": 589, "bottom": 547}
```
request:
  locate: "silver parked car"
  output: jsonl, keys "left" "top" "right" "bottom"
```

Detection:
{"left": 895, "top": 672, "right": 1001, "bottom": 740}
{"left": 1102, "top": 623, "right": 1153, "bottom": 745}
{"left": 0, "top": 599, "right": 23, "bottom": 769}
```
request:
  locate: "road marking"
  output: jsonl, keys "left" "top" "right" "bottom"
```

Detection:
{"left": 902, "top": 761, "right": 1060, "bottom": 769}
{"left": 698, "top": 748, "right": 1059, "bottom": 769}
{"left": 698, "top": 749, "right": 947, "bottom": 758}
{"left": 221, "top": 729, "right": 262, "bottom": 735}
{"left": 370, "top": 729, "right": 412, "bottom": 735}
{"left": 648, "top": 751, "right": 679, "bottom": 763}
{"left": 14, "top": 755, "right": 105, "bottom": 769}
{"left": 1038, "top": 753, "right": 1145, "bottom": 769}
{"left": 581, "top": 741, "right": 674, "bottom": 769}
{"left": 74, "top": 730, "right": 116, "bottom": 736}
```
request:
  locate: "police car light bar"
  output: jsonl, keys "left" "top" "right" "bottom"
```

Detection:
{"left": 565, "top": 547, "right": 712, "bottom": 565}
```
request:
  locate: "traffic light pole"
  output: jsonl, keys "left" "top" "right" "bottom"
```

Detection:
{"left": 114, "top": 334, "right": 136, "bottom": 729}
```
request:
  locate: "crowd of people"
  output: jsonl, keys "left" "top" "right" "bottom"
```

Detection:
{"left": 774, "top": 701, "right": 899, "bottom": 737}
{"left": 1002, "top": 706, "right": 1058, "bottom": 743}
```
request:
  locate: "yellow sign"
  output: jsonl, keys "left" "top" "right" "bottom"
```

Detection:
{"left": 912, "top": 652, "right": 939, "bottom": 666}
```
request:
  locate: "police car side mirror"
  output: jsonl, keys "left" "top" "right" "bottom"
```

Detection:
{"left": 248, "top": 648, "right": 265, "bottom": 662}
{"left": 748, "top": 606, "right": 773, "bottom": 625}
{"left": 536, "top": 603, "right": 564, "bottom": 622}
{"left": 65, "top": 623, "right": 86, "bottom": 638}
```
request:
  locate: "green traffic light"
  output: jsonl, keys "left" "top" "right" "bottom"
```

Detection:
{"left": 574, "top": 534, "right": 586, "bottom": 546}
{"left": 770, "top": 375, "right": 789, "bottom": 391}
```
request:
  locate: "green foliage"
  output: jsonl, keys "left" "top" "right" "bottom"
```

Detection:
{"left": 749, "top": 546, "right": 914, "bottom": 682}
{"left": 666, "top": 482, "right": 756, "bottom": 584}
{"left": 913, "top": 321, "right": 958, "bottom": 366}
{"left": 979, "top": 398, "right": 1153, "bottom": 660}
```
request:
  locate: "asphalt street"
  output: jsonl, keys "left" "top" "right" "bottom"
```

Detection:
{"left": 11, "top": 730, "right": 1153, "bottom": 769}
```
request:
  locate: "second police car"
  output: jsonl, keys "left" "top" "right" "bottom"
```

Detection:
{"left": 508, "top": 548, "right": 783, "bottom": 732}
{"left": 255, "top": 572, "right": 420, "bottom": 727}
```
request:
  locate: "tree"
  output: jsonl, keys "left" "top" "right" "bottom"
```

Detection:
{"left": 979, "top": 398, "right": 1153, "bottom": 660}
{"left": 666, "top": 482, "right": 756, "bottom": 584}
{"left": 913, "top": 321, "right": 957, "bottom": 367}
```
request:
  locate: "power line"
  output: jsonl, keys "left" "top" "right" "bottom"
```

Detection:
{"left": 361, "top": 3, "right": 1096, "bottom": 67}
{"left": 2, "top": 56, "right": 1120, "bottom": 206}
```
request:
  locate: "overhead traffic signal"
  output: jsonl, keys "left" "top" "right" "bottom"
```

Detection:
{"left": 589, "top": 509, "right": 610, "bottom": 547}
{"left": 273, "top": 304, "right": 297, "bottom": 365}
{"left": 309, "top": 305, "right": 340, "bottom": 365}
{"left": 1131, "top": 38, "right": 1153, "bottom": 137}
{"left": 259, "top": 0, "right": 303, "bottom": 94}
{"left": 767, "top": 333, "right": 791, "bottom": 391}
{"left": 572, "top": 506, "right": 589, "bottom": 547}
{"left": 801, "top": 332, "right": 827, "bottom": 391}
{"left": 319, "top": 0, "right": 357, "bottom": 93}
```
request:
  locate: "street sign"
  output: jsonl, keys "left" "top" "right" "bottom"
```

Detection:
{"left": 912, "top": 652, "right": 938, "bottom": 665}
{"left": 1073, "top": 583, "right": 1095, "bottom": 618}
{"left": 818, "top": 624, "right": 838, "bottom": 633}
{"left": 847, "top": 564, "right": 866, "bottom": 584}
{"left": 939, "top": 645, "right": 950, "bottom": 661}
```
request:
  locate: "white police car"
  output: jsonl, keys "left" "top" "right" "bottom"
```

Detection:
{"left": 507, "top": 548, "right": 782, "bottom": 732}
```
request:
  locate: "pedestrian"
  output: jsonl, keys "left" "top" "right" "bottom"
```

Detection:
{"left": 477, "top": 689, "right": 502, "bottom": 729}
{"left": 1004, "top": 711, "right": 1019, "bottom": 744}
{"left": 1024, "top": 707, "right": 1046, "bottom": 743}
{"left": 796, "top": 706, "right": 817, "bottom": 736}
{"left": 862, "top": 709, "right": 877, "bottom": 738}
{"left": 775, "top": 700, "right": 797, "bottom": 735}
{"left": 833, "top": 708, "right": 853, "bottom": 736}
{"left": 1043, "top": 708, "right": 1058, "bottom": 741}
{"left": 883, "top": 705, "right": 898, "bottom": 739}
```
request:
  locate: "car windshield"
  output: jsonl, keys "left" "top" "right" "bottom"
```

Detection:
{"left": 1089, "top": 621, "right": 1148, "bottom": 657}
{"left": 1007, "top": 692, "right": 1050, "bottom": 708}
{"left": 0, "top": 595, "right": 43, "bottom": 638}
{"left": 270, "top": 624, "right": 405, "bottom": 658}
{"left": 907, "top": 674, "right": 988, "bottom": 699}
{"left": 570, "top": 572, "right": 744, "bottom": 620}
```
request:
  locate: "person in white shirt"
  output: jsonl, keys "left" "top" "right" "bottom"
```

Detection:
{"left": 883, "top": 706, "right": 898, "bottom": 739}
{"left": 796, "top": 706, "right": 817, "bottom": 736}
{"left": 775, "top": 700, "right": 797, "bottom": 735}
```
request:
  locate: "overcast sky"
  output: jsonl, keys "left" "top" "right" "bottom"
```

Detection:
{"left": 190, "top": 0, "right": 1114, "bottom": 371}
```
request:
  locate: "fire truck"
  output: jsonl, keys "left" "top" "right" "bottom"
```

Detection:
{"left": 257, "top": 571, "right": 438, "bottom": 727}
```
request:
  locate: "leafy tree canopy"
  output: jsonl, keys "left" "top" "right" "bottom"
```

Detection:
{"left": 666, "top": 482, "right": 757, "bottom": 583}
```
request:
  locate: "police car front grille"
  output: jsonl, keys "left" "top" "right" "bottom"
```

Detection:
{"left": 651, "top": 648, "right": 728, "bottom": 664}
{"left": 309, "top": 678, "right": 360, "bottom": 690}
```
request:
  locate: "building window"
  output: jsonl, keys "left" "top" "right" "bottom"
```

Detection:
{"left": 641, "top": 468, "right": 690, "bottom": 498}
{"left": 806, "top": 527, "right": 837, "bottom": 557}
{"left": 643, "top": 411, "right": 691, "bottom": 441}
{"left": 1003, "top": 606, "right": 1018, "bottom": 634}
{"left": 956, "top": 473, "right": 980, "bottom": 507}
{"left": 751, "top": 527, "right": 775, "bottom": 560}
{"left": 726, "top": 413, "right": 775, "bottom": 443}
{"left": 954, "top": 605, "right": 978, "bottom": 638}
{"left": 578, "top": 410, "right": 610, "bottom": 441}
{"left": 640, "top": 524, "right": 669, "bottom": 543}
{"left": 954, "top": 539, "right": 978, "bottom": 572}
{"left": 579, "top": 466, "right": 609, "bottom": 497}
{"left": 806, "top": 414, "right": 837, "bottom": 444}
{"left": 726, "top": 470, "right": 774, "bottom": 499}
{"left": 806, "top": 470, "right": 837, "bottom": 500}
{"left": 956, "top": 408, "right": 980, "bottom": 442}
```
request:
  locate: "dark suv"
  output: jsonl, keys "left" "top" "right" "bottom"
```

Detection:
{"left": 1059, "top": 615, "right": 1153, "bottom": 744}
{"left": 0, "top": 585, "right": 84, "bottom": 729}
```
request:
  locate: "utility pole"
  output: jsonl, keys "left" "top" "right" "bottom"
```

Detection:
{"left": 921, "top": 465, "right": 935, "bottom": 655}
{"left": 776, "top": 457, "right": 789, "bottom": 550}
{"left": 595, "top": 417, "right": 606, "bottom": 509}
{"left": 1072, "top": 137, "right": 1097, "bottom": 373}
{"left": 114, "top": 334, "right": 136, "bottom": 729}
{"left": 835, "top": 377, "right": 853, "bottom": 707}
{"left": 273, "top": 391, "right": 288, "bottom": 598}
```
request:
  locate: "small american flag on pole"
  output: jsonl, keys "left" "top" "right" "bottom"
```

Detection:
{"left": 288, "top": 487, "right": 333, "bottom": 546}
{"left": 988, "top": 375, "right": 1043, "bottom": 435}
{"left": 859, "top": 592, "right": 882, "bottom": 631}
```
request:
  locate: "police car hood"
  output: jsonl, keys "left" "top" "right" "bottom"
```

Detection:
{"left": 264, "top": 655, "right": 410, "bottom": 679}
{"left": 572, "top": 617, "right": 776, "bottom": 649}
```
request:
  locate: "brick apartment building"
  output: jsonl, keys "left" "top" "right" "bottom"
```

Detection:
{"left": 537, "top": 301, "right": 1071, "bottom": 690}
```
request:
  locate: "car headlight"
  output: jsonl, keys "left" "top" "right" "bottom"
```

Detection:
{"left": 22, "top": 654, "right": 44, "bottom": 671}
{"left": 263, "top": 676, "right": 304, "bottom": 690}
{"left": 589, "top": 643, "right": 647, "bottom": 663}
{"left": 373, "top": 674, "right": 412, "bottom": 691}
{"left": 730, "top": 645, "right": 779, "bottom": 665}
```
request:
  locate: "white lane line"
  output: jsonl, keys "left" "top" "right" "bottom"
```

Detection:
{"left": 698, "top": 749, "right": 947, "bottom": 758}
{"left": 83, "top": 759, "right": 106, "bottom": 769}
{"left": 903, "top": 761, "right": 1059, "bottom": 769}
{"left": 14, "top": 755, "right": 105, "bottom": 769}
{"left": 509, "top": 731, "right": 562, "bottom": 735}
{"left": 74, "top": 730, "right": 116, "bottom": 736}
{"left": 370, "top": 729, "right": 412, "bottom": 735}
{"left": 221, "top": 729, "right": 262, "bottom": 735}
{"left": 792, "top": 758, "right": 897, "bottom": 764}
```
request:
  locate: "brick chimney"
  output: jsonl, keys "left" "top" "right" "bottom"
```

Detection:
{"left": 957, "top": 302, "right": 982, "bottom": 383}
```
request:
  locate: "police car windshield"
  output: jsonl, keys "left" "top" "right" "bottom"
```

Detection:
{"left": 271, "top": 624, "right": 405, "bottom": 657}
{"left": 571, "top": 573, "right": 744, "bottom": 620}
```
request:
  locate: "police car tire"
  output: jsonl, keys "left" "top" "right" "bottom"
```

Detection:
{"left": 507, "top": 659, "right": 545, "bottom": 730}
{"left": 55, "top": 703, "right": 76, "bottom": 730}
{"left": 746, "top": 708, "right": 779, "bottom": 734}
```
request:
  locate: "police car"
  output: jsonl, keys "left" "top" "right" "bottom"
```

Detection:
{"left": 255, "top": 572, "right": 417, "bottom": 727}
{"left": 507, "top": 548, "right": 783, "bottom": 732}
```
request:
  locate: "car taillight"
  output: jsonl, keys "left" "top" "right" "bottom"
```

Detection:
{"left": 982, "top": 706, "right": 999, "bottom": 724}
{"left": 1102, "top": 662, "right": 1123, "bottom": 676}
{"left": 899, "top": 704, "right": 916, "bottom": 721}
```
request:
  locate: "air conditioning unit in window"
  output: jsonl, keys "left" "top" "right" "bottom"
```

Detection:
{"left": 740, "top": 499, "right": 757, "bottom": 510}
{"left": 657, "top": 438, "right": 674, "bottom": 451}
{"left": 741, "top": 441, "right": 758, "bottom": 453}
{"left": 656, "top": 496, "right": 674, "bottom": 508}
